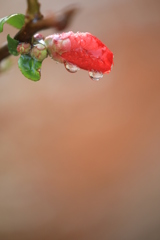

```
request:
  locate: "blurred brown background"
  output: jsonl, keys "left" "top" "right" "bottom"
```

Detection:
{"left": 0, "top": 0, "right": 160, "bottom": 239}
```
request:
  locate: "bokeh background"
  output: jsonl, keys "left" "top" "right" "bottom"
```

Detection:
{"left": 0, "top": 0, "right": 160, "bottom": 239}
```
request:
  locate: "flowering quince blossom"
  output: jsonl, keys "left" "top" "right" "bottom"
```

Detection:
{"left": 44, "top": 31, "right": 113, "bottom": 80}
{"left": 16, "top": 32, "right": 113, "bottom": 81}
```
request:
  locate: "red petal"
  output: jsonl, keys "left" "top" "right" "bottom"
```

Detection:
{"left": 61, "top": 32, "right": 113, "bottom": 73}
{"left": 45, "top": 32, "right": 113, "bottom": 73}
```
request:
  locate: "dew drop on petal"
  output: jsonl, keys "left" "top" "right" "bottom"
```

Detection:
{"left": 64, "top": 62, "right": 80, "bottom": 73}
{"left": 88, "top": 71, "right": 103, "bottom": 81}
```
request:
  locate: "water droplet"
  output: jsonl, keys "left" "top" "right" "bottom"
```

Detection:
{"left": 38, "top": 68, "right": 41, "bottom": 75}
{"left": 88, "top": 71, "right": 103, "bottom": 81}
{"left": 111, "top": 63, "right": 114, "bottom": 70}
{"left": 64, "top": 62, "right": 80, "bottom": 73}
{"left": 38, "top": 39, "right": 46, "bottom": 46}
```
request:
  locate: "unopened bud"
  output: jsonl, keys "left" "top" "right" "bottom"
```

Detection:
{"left": 17, "top": 43, "right": 31, "bottom": 54}
{"left": 32, "top": 33, "right": 45, "bottom": 44}
{"left": 30, "top": 43, "right": 48, "bottom": 62}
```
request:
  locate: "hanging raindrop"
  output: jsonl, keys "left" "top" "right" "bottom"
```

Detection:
{"left": 64, "top": 62, "right": 80, "bottom": 73}
{"left": 88, "top": 71, "right": 103, "bottom": 81}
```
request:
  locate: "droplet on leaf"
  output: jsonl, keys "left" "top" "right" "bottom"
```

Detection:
{"left": 88, "top": 71, "right": 103, "bottom": 81}
{"left": 64, "top": 62, "right": 80, "bottom": 73}
{"left": 38, "top": 68, "right": 41, "bottom": 74}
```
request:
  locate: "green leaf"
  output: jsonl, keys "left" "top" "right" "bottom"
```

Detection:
{"left": 7, "top": 34, "right": 19, "bottom": 56}
{"left": 0, "top": 14, "right": 25, "bottom": 33}
{"left": 18, "top": 55, "right": 42, "bottom": 81}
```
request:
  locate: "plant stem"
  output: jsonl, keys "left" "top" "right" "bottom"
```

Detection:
{"left": 26, "top": 0, "right": 43, "bottom": 20}
{"left": 0, "top": 5, "right": 77, "bottom": 62}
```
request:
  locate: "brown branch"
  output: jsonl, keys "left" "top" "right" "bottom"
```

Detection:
{"left": 26, "top": 0, "right": 43, "bottom": 21}
{"left": 0, "top": 6, "right": 78, "bottom": 62}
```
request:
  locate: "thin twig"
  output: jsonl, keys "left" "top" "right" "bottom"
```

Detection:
{"left": 0, "top": 6, "right": 78, "bottom": 62}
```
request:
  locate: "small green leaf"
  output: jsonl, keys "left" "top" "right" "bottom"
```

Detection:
{"left": 18, "top": 55, "right": 42, "bottom": 81}
{"left": 7, "top": 34, "right": 19, "bottom": 56}
{"left": 0, "top": 14, "right": 25, "bottom": 33}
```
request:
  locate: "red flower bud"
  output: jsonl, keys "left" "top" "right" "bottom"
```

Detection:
{"left": 32, "top": 33, "right": 44, "bottom": 41}
{"left": 32, "top": 33, "right": 45, "bottom": 45}
{"left": 45, "top": 31, "right": 113, "bottom": 74}
{"left": 17, "top": 43, "right": 31, "bottom": 54}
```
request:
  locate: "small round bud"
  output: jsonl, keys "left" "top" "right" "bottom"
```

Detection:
{"left": 30, "top": 43, "right": 48, "bottom": 62}
{"left": 32, "top": 33, "right": 45, "bottom": 44}
{"left": 17, "top": 43, "right": 31, "bottom": 54}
